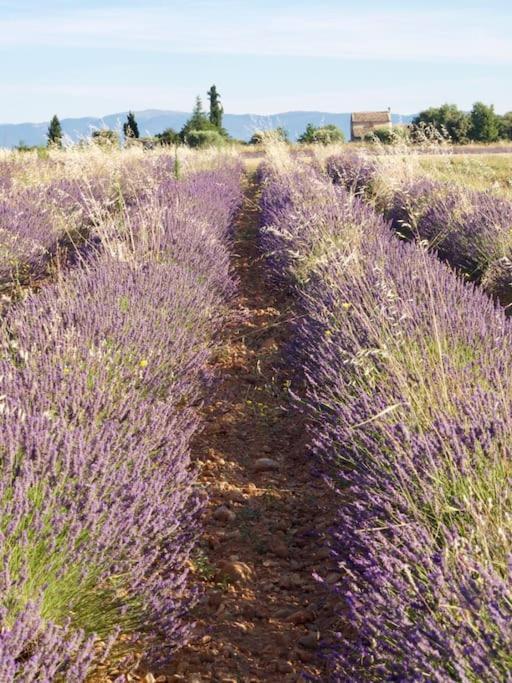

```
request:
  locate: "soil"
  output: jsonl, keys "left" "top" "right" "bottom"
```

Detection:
{"left": 127, "top": 171, "right": 337, "bottom": 682}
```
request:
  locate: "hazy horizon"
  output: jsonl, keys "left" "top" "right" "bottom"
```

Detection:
{"left": 0, "top": 107, "right": 417, "bottom": 127}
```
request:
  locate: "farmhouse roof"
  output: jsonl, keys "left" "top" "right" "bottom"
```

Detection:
{"left": 351, "top": 111, "right": 391, "bottom": 124}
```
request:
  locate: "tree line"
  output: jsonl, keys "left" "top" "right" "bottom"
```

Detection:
{"left": 412, "top": 102, "right": 511, "bottom": 144}
{"left": 34, "top": 94, "right": 512, "bottom": 151}
{"left": 42, "top": 85, "right": 228, "bottom": 150}
{"left": 41, "top": 85, "right": 347, "bottom": 150}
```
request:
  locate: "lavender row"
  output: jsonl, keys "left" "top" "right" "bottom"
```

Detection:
{"left": 0, "top": 176, "right": 114, "bottom": 291}
{"left": 259, "top": 162, "right": 511, "bottom": 681}
{"left": 327, "top": 154, "right": 512, "bottom": 309}
{"left": 0, "top": 153, "right": 185, "bottom": 292}
{"left": 0, "top": 161, "right": 243, "bottom": 680}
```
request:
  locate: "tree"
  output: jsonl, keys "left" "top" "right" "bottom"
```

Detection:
{"left": 470, "top": 102, "right": 500, "bottom": 142}
{"left": 187, "top": 96, "right": 211, "bottom": 130}
{"left": 499, "top": 112, "right": 512, "bottom": 140}
{"left": 155, "top": 128, "right": 180, "bottom": 146}
{"left": 180, "top": 96, "right": 221, "bottom": 143}
{"left": 207, "top": 84, "right": 224, "bottom": 129}
{"left": 412, "top": 104, "right": 470, "bottom": 144}
{"left": 47, "top": 114, "right": 63, "bottom": 148}
{"left": 123, "top": 111, "right": 140, "bottom": 139}
{"left": 298, "top": 123, "right": 345, "bottom": 144}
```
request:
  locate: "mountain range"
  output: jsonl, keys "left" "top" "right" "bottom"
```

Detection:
{"left": 0, "top": 110, "right": 415, "bottom": 148}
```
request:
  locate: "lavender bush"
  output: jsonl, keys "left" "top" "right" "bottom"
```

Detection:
{"left": 0, "top": 159, "right": 243, "bottom": 679}
{"left": 326, "top": 153, "right": 377, "bottom": 197}
{"left": 259, "top": 161, "right": 512, "bottom": 681}
{"left": 327, "top": 153, "right": 512, "bottom": 308}
{"left": 0, "top": 176, "right": 112, "bottom": 290}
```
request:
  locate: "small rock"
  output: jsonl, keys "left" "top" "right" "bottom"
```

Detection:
{"left": 213, "top": 506, "right": 236, "bottom": 523}
{"left": 187, "top": 675, "right": 202, "bottom": 683}
{"left": 297, "top": 648, "right": 315, "bottom": 663}
{"left": 270, "top": 540, "right": 289, "bottom": 559}
{"left": 242, "top": 373, "right": 259, "bottom": 384}
{"left": 316, "top": 547, "right": 331, "bottom": 560}
{"left": 143, "top": 675, "right": 156, "bottom": 683}
{"left": 253, "top": 457, "right": 280, "bottom": 472}
{"left": 274, "top": 607, "right": 294, "bottom": 619}
{"left": 225, "top": 529, "right": 241, "bottom": 541}
{"left": 208, "top": 591, "right": 223, "bottom": 608}
{"left": 276, "top": 661, "right": 294, "bottom": 674}
{"left": 274, "top": 518, "right": 289, "bottom": 532}
{"left": 176, "top": 662, "right": 188, "bottom": 675}
{"left": 229, "top": 490, "right": 246, "bottom": 503}
{"left": 299, "top": 631, "right": 320, "bottom": 650}
{"left": 287, "top": 608, "right": 314, "bottom": 625}
{"left": 326, "top": 572, "right": 341, "bottom": 586}
{"left": 246, "top": 482, "right": 258, "bottom": 493}
{"left": 289, "top": 573, "right": 302, "bottom": 587}
{"left": 217, "top": 560, "right": 253, "bottom": 584}
{"left": 274, "top": 632, "right": 291, "bottom": 647}
{"left": 261, "top": 336, "right": 278, "bottom": 350}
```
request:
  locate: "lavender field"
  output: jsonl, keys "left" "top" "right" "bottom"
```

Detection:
{"left": 0, "top": 142, "right": 510, "bottom": 682}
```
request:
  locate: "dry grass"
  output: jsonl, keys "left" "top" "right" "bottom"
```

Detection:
{"left": 0, "top": 143, "right": 241, "bottom": 190}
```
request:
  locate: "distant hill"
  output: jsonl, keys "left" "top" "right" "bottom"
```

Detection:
{"left": 0, "top": 110, "right": 415, "bottom": 148}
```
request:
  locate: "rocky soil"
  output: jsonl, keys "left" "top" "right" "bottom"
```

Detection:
{"left": 129, "top": 172, "right": 338, "bottom": 682}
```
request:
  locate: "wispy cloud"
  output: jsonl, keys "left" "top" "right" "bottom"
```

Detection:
{"left": 0, "top": 2, "right": 510, "bottom": 64}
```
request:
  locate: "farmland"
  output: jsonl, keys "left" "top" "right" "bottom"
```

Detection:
{"left": 0, "top": 142, "right": 511, "bottom": 682}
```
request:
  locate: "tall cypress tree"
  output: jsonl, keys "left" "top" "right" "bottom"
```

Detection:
{"left": 123, "top": 111, "right": 140, "bottom": 139}
{"left": 47, "top": 114, "right": 63, "bottom": 148}
{"left": 207, "top": 85, "right": 223, "bottom": 129}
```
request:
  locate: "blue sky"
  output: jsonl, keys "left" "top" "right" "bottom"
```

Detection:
{"left": 0, "top": 0, "right": 511, "bottom": 122}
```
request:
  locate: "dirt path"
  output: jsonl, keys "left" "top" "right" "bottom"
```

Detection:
{"left": 150, "top": 172, "right": 336, "bottom": 682}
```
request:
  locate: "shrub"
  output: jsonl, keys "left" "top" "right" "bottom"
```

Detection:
{"left": 156, "top": 128, "right": 180, "bottom": 146}
{"left": 185, "top": 129, "right": 225, "bottom": 148}
{"left": 363, "top": 126, "right": 409, "bottom": 144}
{"left": 92, "top": 129, "right": 120, "bottom": 148}
{"left": 249, "top": 127, "right": 289, "bottom": 145}
{"left": 298, "top": 123, "right": 345, "bottom": 145}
